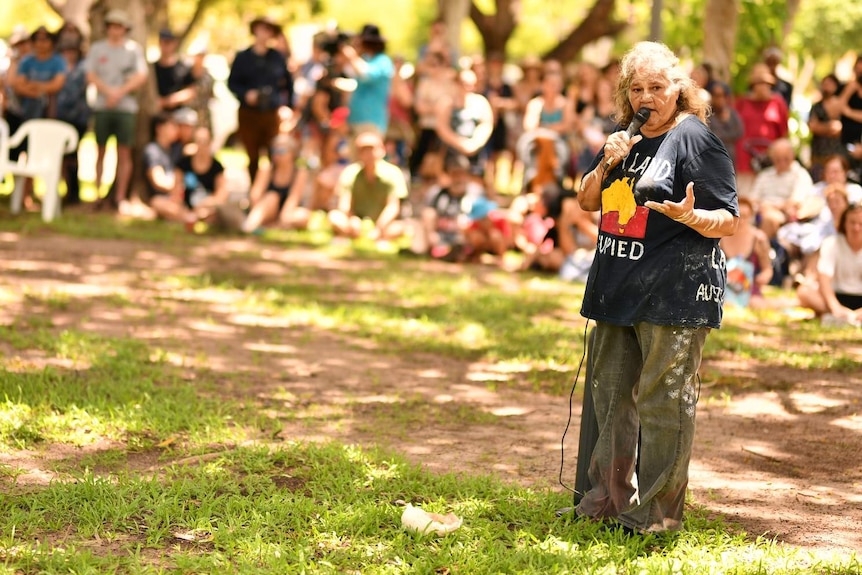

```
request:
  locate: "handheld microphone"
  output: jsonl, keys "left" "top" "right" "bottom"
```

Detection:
{"left": 603, "top": 107, "right": 652, "bottom": 170}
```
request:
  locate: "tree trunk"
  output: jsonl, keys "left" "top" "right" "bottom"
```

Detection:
{"left": 649, "top": 0, "right": 663, "bottom": 42}
{"left": 783, "top": 0, "right": 802, "bottom": 40}
{"left": 703, "top": 0, "right": 739, "bottom": 84}
{"left": 542, "top": 0, "right": 625, "bottom": 63}
{"left": 438, "top": 0, "right": 471, "bottom": 57}
{"left": 468, "top": 0, "right": 519, "bottom": 59}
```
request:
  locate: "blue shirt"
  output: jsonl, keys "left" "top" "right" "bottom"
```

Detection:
{"left": 56, "top": 61, "right": 90, "bottom": 129}
{"left": 17, "top": 53, "right": 67, "bottom": 119}
{"left": 348, "top": 52, "right": 393, "bottom": 133}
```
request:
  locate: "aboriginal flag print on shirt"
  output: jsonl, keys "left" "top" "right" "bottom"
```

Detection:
{"left": 580, "top": 116, "right": 738, "bottom": 329}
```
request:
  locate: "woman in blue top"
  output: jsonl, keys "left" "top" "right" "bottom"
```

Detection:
{"left": 573, "top": 41, "right": 738, "bottom": 534}
{"left": 523, "top": 71, "right": 573, "bottom": 136}
{"left": 340, "top": 24, "right": 393, "bottom": 135}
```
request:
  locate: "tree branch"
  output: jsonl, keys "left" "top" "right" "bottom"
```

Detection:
{"left": 180, "top": 0, "right": 217, "bottom": 42}
{"left": 469, "top": 1, "right": 489, "bottom": 29}
{"left": 542, "top": 0, "right": 626, "bottom": 62}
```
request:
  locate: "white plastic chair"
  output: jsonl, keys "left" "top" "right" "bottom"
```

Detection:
{"left": 5, "top": 119, "right": 79, "bottom": 222}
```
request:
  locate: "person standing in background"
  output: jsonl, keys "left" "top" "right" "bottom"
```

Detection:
{"left": 734, "top": 63, "right": 788, "bottom": 197}
{"left": 2, "top": 26, "right": 33, "bottom": 160}
{"left": 762, "top": 47, "right": 793, "bottom": 108}
{"left": 808, "top": 74, "right": 844, "bottom": 182}
{"left": 153, "top": 29, "right": 196, "bottom": 117}
{"left": 12, "top": 26, "right": 67, "bottom": 122}
{"left": 10, "top": 26, "right": 67, "bottom": 210}
{"left": 55, "top": 36, "right": 90, "bottom": 207}
{"left": 228, "top": 15, "right": 294, "bottom": 184}
{"left": 706, "top": 82, "right": 743, "bottom": 170}
{"left": 84, "top": 9, "right": 148, "bottom": 212}
{"left": 839, "top": 56, "right": 862, "bottom": 180}
{"left": 340, "top": 24, "right": 393, "bottom": 136}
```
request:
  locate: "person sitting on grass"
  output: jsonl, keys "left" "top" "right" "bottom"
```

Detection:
{"left": 777, "top": 155, "right": 862, "bottom": 282}
{"left": 144, "top": 112, "right": 195, "bottom": 226}
{"left": 462, "top": 195, "right": 510, "bottom": 265}
{"left": 719, "top": 197, "right": 773, "bottom": 308}
{"left": 241, "top": 132, "right": 310, "bottom": 234}
{"left": 310, "top": 106, "right": 352, "bottom": 212}
{"left": 327, "top": 131, "right": 408, "bottom": 242}
{"left": 413, "top": 153, "right": 483, "bottom": 260}
{"left": 796, "top": 203, "right": 862, "bottom": 327}
{"left": 177, "top": 126, "right": 244, "bottom": 231}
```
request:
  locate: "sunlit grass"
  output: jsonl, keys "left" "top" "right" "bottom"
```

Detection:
{"left": 0, "top": 325, "right": 269, "bottom": 450}
{"left": 1, "top": 211, "right": 861, "bottom": 573}
{"left": 2, "top": 443, "right": 858, "bottom": 574}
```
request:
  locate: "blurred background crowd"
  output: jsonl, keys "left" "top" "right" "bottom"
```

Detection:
{"left": 1, "top": 2, "right": 861, "bottom": 325}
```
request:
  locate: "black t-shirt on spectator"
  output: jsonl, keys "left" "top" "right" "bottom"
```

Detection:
{"left": 154, "top": 61, "right": 194, "bottom": 110}
{"left": 178, "top": 155, "right": 224, "bottom": 208}
{"left": 841, "top": 90, "right": 862, "bottom": 146}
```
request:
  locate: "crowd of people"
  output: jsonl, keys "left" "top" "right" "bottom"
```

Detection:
{"left": 1, "top": 12, "right": 860, "bottom": 326}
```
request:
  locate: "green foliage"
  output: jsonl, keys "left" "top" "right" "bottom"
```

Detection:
{"left": 788, "top": 0, "right": 862, "bottom": 67}
{"left": 656, "top": 0, "right": 707, "bottom": 61}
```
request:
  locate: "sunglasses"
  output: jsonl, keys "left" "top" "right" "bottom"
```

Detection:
{"left": 272, "top": 147, "right": 291, "bottom": 155}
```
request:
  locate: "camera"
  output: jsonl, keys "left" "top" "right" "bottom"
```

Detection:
{"left": 319, "top": 30, "right": 352, "bottom": 57}
{"left": 258, "top": 85, "right": 274, "bottom": 110}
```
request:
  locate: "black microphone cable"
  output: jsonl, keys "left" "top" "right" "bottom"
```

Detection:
{"left": 557, "top": 173, "right": 606, "bottom": 509}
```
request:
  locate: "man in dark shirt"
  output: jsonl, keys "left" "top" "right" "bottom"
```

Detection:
{"left": 228, "top": 15, "right": 294, "bottom": 183}
{"left": 154, "top": 29, "right": 196, "bottom": 114}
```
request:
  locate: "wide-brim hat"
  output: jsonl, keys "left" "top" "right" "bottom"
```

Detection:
{"left": 748, "top": 63, "right": 776, "bottom": 86}
{"left": 250, "top": 15, "right": 282, "bottom": 36}
{"left": 105, "top": 9, "right": 132, "bottom": 30}
{"left": 358, "top": 24, "right": 386, "bottom": 44}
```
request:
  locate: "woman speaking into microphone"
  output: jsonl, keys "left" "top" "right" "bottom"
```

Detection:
{"left": 573, "top": 42, "right": 738, "bottom": 534}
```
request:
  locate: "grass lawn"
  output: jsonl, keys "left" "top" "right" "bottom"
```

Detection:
{"left": 0, "top": 209, "right": 860, "bottom": 574}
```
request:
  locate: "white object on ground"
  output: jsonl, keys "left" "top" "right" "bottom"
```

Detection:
{"left": 400, "top": 504, "right": 462, "bottom": 536}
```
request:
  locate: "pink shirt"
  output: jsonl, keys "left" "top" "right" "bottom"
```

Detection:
{"left": 735, "top": 94, "right": 789, "bottom": 174}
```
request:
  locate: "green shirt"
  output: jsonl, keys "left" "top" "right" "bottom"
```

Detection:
{"left": 337, "top": 160, "right": 407, "bottom": 220}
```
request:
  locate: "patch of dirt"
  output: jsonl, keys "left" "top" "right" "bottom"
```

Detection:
{"left": 1, "top": 233, "right": 861, "bottom": 558}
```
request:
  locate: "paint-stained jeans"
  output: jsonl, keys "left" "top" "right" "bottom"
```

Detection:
{"left": 576, "top": 321, "right": 708, "bottom": 533}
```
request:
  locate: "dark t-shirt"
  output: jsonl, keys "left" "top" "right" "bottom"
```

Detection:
{"left": 841, "top": 90, "right": 862, "bottom": 145}
{"left": 228, "top": 47, "right": 293, "bottom": 111}
{"left": 581, "top": 116, "right": 738, "bottom": 329}
{"left": 178, "top": 155, "right": 224, "bottom": 208}
{"left": 428, "top": 188, "right": 467, "bottom": 233}
{"left": 143, "top": 142, "right": 176, "bottom": 198}
{"left": 154, "top": 61, "right": 194, "bottom": 108}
